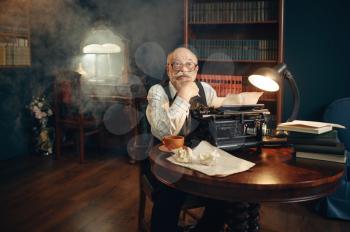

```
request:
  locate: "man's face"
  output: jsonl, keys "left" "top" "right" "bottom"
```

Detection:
{"left": 167, "top": 48, "right": 198, "bottom": 89}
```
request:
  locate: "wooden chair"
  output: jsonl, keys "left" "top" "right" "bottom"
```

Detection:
{"left": 137, "top": 142, "right": 203, "bottom": 232}
{"left": 138, "top": 169, "right": 203, "bottom": 232}
{"left": 54, "top": 70, "right": 103, "bottom": 163}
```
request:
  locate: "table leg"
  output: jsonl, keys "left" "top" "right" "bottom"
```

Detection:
{"left": 225, "top": 202, "right": 260, "bottom": 232}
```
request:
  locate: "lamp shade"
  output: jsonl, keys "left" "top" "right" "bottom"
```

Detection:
{"left": 248, "top": 63, "right": 300, "bottom": 123}
{"left": 248, "top": 67, "right": 280, "bottom": 92}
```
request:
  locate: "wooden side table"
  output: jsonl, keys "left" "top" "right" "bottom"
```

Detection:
{"left": 149, "top": 146, "right": 344, "bottom": 231}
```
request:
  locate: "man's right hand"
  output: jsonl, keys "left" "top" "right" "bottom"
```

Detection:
{"left": 177, "top": 81, "right": 199, "bottom": 102}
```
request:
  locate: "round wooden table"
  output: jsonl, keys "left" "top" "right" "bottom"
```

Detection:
{"left": 149, "top": 145, "right": 344, "bottom": 232}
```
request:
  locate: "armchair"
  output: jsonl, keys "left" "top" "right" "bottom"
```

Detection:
{"left": 315, "top": 98, "right": 350, "bottom": 220}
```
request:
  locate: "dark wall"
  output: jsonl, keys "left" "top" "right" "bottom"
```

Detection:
{"left": 0, "top": 1, "right": 91, "bottom": 160}
{"left": 0, "top": 0, "right": 183, "bottom": 160}
{"left": 1, "top": 0, "right": 349, "bottom": 159}
{"left": 0, "top": 70, "right": 31, "bottom": 159}
{"left": 283, "top": 0, "right": 350, "bottom": 121}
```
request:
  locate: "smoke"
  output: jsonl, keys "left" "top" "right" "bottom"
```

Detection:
{"left": 93, "top": 0, "right": 183, "bottom": 49}
{"left": 2, "top": 0, "right": 185, "bottom": 159}
{"left": 27, "top": 0, "right": 183, "bottom": 71}
{"left": 29, "top": 0, "right": 93, "bottom": 73}
{"left": 30, "top": 1, "right": 91, "bottom": 35}
{"left": 1, "top": 0, "right": 185, "bottom": 81}
{"left": 134, "top": 42, "right": 166, "bottom": 80}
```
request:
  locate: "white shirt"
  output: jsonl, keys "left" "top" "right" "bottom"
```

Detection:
{"left": 146, "top": 81, "right": 218, "bottom": 140}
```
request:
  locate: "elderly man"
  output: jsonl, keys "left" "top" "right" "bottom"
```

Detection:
{"left": 146, "top": 47, "right": 226, "bottom": 232}
{"left": 146, "top": 47, "right": 222, "bottom": 141}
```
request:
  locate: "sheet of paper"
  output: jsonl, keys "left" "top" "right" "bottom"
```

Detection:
{"left": 278, "top": 120, "right": 345, "bottom": 129}
{"left": 167, "top": 141, "right": 255, "bottom": 177}
{"left": 221, "top": 92, "right": 263, "bottom": 106}
{"left": 211, "top": 97, "right": 226, "bottom": 108}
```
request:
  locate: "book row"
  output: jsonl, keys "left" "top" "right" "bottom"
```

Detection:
{"left": 197, "top": 74, "right": 242, "bottom": 97}
{"left": 0, "top": 45, "right": 30, "bottom": 66}
{"left": 190, "top": 39, "right": 277, "bottom": 61}
{"left": 189, "top": 0, "right": 278, "bottom": 23}
{"left": 0, "top": 38, "right": 28, "bottom": 47}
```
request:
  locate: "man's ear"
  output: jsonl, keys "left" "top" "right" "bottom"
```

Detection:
{"left": 195, "top": 65, "right": 199, "bottom": 72}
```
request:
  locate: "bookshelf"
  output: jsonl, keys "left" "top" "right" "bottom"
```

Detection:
{"left": 0, "top": 0, "right": 31, "bottom": 67}
{"left": 184, "top": 0, "right": 284, "bottom": 123}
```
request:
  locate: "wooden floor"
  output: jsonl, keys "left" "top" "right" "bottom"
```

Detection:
{"left": 1, "top": 152, "right": 349, "bottom": 232}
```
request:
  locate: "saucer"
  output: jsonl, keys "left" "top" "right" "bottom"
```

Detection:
{"left": 159, "top": 145, "right": 172, "bottom": 152}
{"left": 159, "top": 145, "right": 188, "bottom": 153}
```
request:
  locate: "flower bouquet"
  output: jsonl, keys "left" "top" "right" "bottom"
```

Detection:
{"left": 28, "top": 96, "right": 54, "bottom": 155}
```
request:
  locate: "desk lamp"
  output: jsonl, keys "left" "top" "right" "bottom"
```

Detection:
{"left": 248, "top": 63, "right": 300, "bottom": 138}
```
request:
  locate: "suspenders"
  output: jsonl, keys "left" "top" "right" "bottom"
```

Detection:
{"left": 160, "top": 80, "right": 208, "bottom": 146}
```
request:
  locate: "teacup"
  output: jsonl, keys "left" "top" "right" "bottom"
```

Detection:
{"left": 162, "top": 135, "right": 184, "bottom": 150}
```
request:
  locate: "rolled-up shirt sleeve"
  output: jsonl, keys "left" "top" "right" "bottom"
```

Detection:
{"left": 201, "top": 82, "right": 219, "bottom": 107}
{"left": 146, "top": 84, "right": 190, "bottom": 140}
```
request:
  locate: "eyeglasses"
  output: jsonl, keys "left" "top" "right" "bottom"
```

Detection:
{"left": 170, "top": 61, "right": 198, "bottom": 72}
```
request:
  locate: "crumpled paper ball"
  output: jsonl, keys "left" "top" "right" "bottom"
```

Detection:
{"left": 172, "top": 147, "right": 220, "bottom": 166}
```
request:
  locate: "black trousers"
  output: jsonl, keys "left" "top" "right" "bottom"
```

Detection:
{"left": 147, "top": 166, "right": 227, "bottom": 232}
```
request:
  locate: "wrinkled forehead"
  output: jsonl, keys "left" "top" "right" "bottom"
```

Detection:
{"left": 168, "top": 48, "right": 197, "bottom": 64}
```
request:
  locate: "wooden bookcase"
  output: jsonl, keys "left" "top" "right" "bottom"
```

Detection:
{"left": 0, "top": 0, "right": 31, "bottom": 67}
{"left": 184, "top": 0, "right": 284, "bottom": 123}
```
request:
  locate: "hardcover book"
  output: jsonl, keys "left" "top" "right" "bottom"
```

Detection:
{"left": 296, "top": 151, "right": 347, "bottom": 163}
{"left": 287, "top": 130, "right": 340, "bottom": 146}
{"left": 288, "top": 137, "right": 339, "bottom": 147}
{"left": 277, "top": 120, "right": 345, "bottom": 134}
{"left": 294, "top": 143, "right": 345, "bottom": 155}
{"left": 288, "top": 130, "right": 338, "bottom": 139}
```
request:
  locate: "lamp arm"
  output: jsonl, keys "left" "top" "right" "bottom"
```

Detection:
{"left": 283, "top": 69, "right": 300, "bottom": 122}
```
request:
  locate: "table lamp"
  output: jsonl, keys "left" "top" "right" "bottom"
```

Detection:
{"left": 248, "top": 63, "right": 300, "bottom": 139}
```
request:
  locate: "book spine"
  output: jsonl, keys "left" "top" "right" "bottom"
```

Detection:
{"left": 287, "top": 137, "right": 339, "bottom": 147}
{"left": 288, "top": 130, "right": 338, "bottom": 139}
{"left": 294, "top": 144, "right": 345, "bottom": 155}
{"left": 295, "top": 152, "right": 345, "bottom": 163}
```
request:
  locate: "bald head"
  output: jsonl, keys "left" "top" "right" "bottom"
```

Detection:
{"left": 167, "top": 47, "right": 198, "bottom": 65}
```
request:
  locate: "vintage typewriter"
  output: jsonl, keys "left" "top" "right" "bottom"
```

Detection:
{"left": 191, "top": 104, "right": 269, "bottom": 151}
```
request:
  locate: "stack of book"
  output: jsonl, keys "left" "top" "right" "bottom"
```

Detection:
{"left": 277, "top": 120, "right": 347, "bottom": 163}
{"left": 288, "top": 130, "right": 346, "bottom": 163}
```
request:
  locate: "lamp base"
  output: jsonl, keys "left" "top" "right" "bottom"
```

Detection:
{"left": 275, "top": 130, "right": 289, "bottom": 138}
{"left": 262, "top": 135, "right": 288, "bottom": 147}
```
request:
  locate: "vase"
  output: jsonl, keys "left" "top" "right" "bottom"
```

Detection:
{"left": 36, "top": 118, "right": 55, "bottom": 155}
